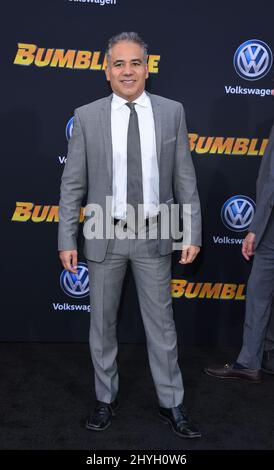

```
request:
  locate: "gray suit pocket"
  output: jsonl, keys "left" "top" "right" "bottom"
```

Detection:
{"left": 163, "top": 136, "right": 176, "bottom": 145}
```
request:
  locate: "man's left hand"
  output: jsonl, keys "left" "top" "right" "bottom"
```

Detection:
{"left": 179, "top": 245, "right": 200, "bottom": 264}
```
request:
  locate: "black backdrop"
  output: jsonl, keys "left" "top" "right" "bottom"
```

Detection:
{"left": 2, "top": 0, "right": 274, "bottom": 345}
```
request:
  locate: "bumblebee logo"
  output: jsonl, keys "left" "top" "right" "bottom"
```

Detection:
{"left": 189, "top": 134, "right": 268, "bottom": 156}
{"left": 11, "top": 202, "right": 84, "bottom": 223}
{"left": 171, "top": 280, "right": 246, "bottom": 300}
{"left": 13, "top": 43, "right": 160, "bottom": 73}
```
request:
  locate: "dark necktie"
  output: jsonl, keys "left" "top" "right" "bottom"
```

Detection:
{"left": 126, "top": 102, "right": 144, "bottom": 228}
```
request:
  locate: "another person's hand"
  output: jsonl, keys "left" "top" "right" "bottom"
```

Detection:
{"left": 59, "top": 250, "right": 78, "bottom": 273}
{"left": 242, "top": 232, "right": 256, "bottom": 260}
{"left": 179, "top": 245, "right": 200, "bottom": 264}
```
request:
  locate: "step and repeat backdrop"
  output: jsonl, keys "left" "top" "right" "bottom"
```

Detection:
{"left": 2, "top": 0, "right": 274, "bottom": 345}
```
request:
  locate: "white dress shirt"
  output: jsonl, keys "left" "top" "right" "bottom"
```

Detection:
{"left": 111, "top": 91, "right": 159, "bottom": 218}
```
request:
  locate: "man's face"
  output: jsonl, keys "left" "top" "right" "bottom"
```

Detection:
{"left": 105, "top": 41, "right": 149, "bottom": 101}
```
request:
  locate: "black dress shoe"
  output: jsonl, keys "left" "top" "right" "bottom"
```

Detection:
{"left": 204, "top": 363, "right": 262, "bottom": 383}
{"left": 159, "top": 403, "right": 201, "bottom": 439}
{"left": 262, "top": 351, "right": 274, "bottom": 375}
{"left": 86, "top": 399, "right": 118, "bottom": 431}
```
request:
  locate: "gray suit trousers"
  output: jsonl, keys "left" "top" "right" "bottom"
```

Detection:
{"left": 237, "top": 209, "right": 274, "bottom": 369}
{"left": 87, "top": 225, "right": 184, "bottom": 407}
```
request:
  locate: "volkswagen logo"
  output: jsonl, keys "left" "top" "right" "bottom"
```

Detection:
{"left": 221, "top": 195, "right": 256, "bottom": 232}
{"left": 65, "top": 116, "right": 74, "bottom": 141}
{"left": 60, "top": 262, "right": 89, "bottom": 298}
{"left": 233, "top": 39, "right": 273, "bottom": 80}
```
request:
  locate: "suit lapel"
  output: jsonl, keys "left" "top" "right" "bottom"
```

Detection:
{"left": 148, "top": 93, "right": 161, "bottom": 167}
{"left": 100, "top": 94, "right": 113, "bottom": 186}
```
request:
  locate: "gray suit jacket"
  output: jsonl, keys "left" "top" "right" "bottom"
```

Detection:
{"left": 58, "top": 93, "right": 202, "bottom": 262}
{"left": 249, "top": 123, "right": 274, "bottom": 249}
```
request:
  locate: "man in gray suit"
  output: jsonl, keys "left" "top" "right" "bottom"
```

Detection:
{"left": 205, "top": 123, "right": 274, "bottom": 383}
{"left": 58, "top": 32, "right": 202, "bottom": 438}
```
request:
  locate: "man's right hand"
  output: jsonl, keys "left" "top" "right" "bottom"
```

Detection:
{"left": 59, "top": 250, "right": 78, "bottom": 273}
{"left": 242, "top": 232, "right": 256, "bottom": 261}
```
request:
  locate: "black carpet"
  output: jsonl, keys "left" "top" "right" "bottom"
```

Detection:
{"left": 0, "top": 343, "right": 273, "bottom": 450}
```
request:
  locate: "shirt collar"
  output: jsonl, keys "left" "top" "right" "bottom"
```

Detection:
{"left": 112, "top": 91, "right": 150, "bottom": 110}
